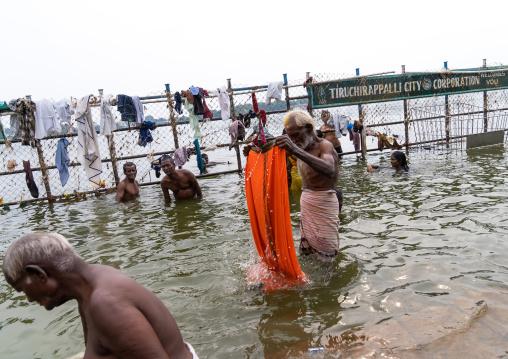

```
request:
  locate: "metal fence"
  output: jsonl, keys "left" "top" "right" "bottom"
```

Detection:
{"left": 1, "top": 64, "right": 508, "bottom": 206}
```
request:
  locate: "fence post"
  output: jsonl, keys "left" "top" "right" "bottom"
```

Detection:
{"left": 99, "top": 89, "right": 119, "bottom": 186}
{"left": 356, "top": 69, "right": 367, "bottom": 157}
{"left": 227, "top": 79, "right": 242, "bottom": 172}
{"left": 283, "top": 73, "right": 290, "bottom": 111}
{"left": 483, "top": 59, "right": 488, "bottom": 132}
{"left": 165, "top": 84, "right": 179, "bottom": 150}
{"left": 306, "top": 72, "right": 313, "bottom": 117}
{"left": 402, "top": 65, "right": 410, "bottom": 150}
{"left": 444, "top": 61, "right": 450, "bottom": 143}
{"left": 27, "top": 95, "right": 53, "bottom": 200}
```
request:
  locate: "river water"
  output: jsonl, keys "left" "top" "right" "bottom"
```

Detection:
{"left": 1, "top": 144, "right": 507, "bottom": 359}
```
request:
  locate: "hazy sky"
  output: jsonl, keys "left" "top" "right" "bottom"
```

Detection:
{"left": 2, "top": 0, "right": 506, "bottom": 101}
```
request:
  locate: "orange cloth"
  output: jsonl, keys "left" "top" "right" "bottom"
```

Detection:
{"left": 245, "top": 141, "right": 307, "bottom": 291}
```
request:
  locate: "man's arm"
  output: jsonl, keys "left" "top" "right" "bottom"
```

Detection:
{"left": 90, "top": 297, "right": 170, "bottom": 359}
{"left": 275, "top": 135, "right": 336, "bottom": 178}
{"left": 115, "top": 182, "right": 126, "bottom": 203}
{"left": 190, "top": 175, "right": 202, "bottom": 198}
{"left": 160, "top": 180, "right": 172, "bottom": 203}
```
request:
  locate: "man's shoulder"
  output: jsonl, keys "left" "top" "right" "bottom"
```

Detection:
{"left": 178, "top": 169, "right": 196, "bottom": 178}
{"left": 117, "top": 180, "right": 127, "bottom": 189}
{"left": 318, "top": 138, "right": 335, "bottom": 151}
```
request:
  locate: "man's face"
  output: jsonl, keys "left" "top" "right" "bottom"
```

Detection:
{"left": 12, "top": 271, "right": 64, "bottom": 311}
{"left": 161, "top": 160, "right": 175, "bottom": 175}
{"left": 285, "top": 121, "right": 312, "bottom": 150}
{"left": 124, "top": 165, "right": 137, "bottom": 180}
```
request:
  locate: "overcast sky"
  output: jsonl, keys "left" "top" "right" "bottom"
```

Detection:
{"left": 1, "top": 0, "right": 506, "bottom": 101}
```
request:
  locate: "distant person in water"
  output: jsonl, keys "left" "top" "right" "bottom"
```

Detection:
{"left": 2, "top": 232, "right": 199, "bottom": 359}
{"left": 319, "top": 110, "right": 343, "bottom": 156}
{"left": 160, "top": 155, "right": 202, "bottom": 203}
{"left": 116, "top": 162, "right": 140, "bottom": 203}
{"left": 367, "top": 151, "right": 409, "bottom": 173}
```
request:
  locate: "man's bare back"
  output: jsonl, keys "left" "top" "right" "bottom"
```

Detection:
{"left": 81, "top": 265, "right": 191, "bottom": 359}
{"left": 320, "top": 124, "right": 341, "bottom": 149}
{"left": 160, "top": 157, "right": 202, "bottom": 203}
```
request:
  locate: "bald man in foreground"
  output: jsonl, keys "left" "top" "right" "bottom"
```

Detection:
{"left": 2, "top": 233, "right": 199, "bottom": 359}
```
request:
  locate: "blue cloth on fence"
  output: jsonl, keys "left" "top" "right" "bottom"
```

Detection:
{"left": 55, "top": 138, "right": 70, "bottom": 186}
{"left": 189, "top": 86, "right": 199, "bottom": 96}
{"left": 138, "top": 121, "right": 156, "bottom": 147}
{"left": 174, "top": 92, "right": 183, "bottom": 115}
{"left": 117, "top": 94, "right": 137, "bottom": 122}
{"left": 194, "top": 138, "right": 204, "bottom": 175}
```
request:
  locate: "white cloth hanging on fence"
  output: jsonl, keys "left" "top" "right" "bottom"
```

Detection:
{"left": 34, "top": 99, "right": 62, "bottom": 139}
{"left": 76, "top": 96, "right": 103, "bottom": 189}
{"left": 217, "top": 86, "right": 230, "bottom": 121}
{"left": 265, "top": 81, "right": 283, "bottom": 105}
{"left": 132, "top": 96, "right": 145, "bottom": 124}
{"left": 55, "top": 98, "right": 74, "bottom": 122}
{"left": 332, "top": 114, "right": 350, "bottom": 138}
{"left": 100, "top": 94, "right": 116, "bottom": 136}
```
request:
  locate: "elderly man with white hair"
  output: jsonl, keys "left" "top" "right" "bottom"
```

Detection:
{"left": 2, "top": 232, "right": 199, "bottom": 359}
{"left": 275, "top": 110, "right": 340, "bottom": 261}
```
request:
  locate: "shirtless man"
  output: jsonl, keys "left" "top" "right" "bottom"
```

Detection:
{"left": 160, "top": 156, "right": 202, "bottom": 203}
{"left": 319, "top": 111, "right": 343, "bottom": 156}
{"left": 2, "top": 232, "right": 198, "bottom": 359}
{"left": 275, "top": 110, "right": 340, "bottom": 261}
{"left": 116, "top": 162, "right": 139, "bottom": 203}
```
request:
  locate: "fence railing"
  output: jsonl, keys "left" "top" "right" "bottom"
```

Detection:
{"left": 1, "top": 64, "right": 508, "bottom": 206}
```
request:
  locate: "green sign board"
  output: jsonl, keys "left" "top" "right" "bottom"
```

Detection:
{"left": 309, "top": 68, "right": 508, "bottom": 108}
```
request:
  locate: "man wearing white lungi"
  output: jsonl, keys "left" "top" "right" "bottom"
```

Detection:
{"left": 275, "top": 110, "right": 340, "bottom": 261}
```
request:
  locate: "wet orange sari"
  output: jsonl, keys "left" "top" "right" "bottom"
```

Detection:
{"left": 245, "top": 141, "right": 307, "bottom": 291}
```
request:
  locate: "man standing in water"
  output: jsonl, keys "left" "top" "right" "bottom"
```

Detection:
{"left": 116, "top": 162, "right": 140, "bottom": 203}
{"left": 160, "top": 155, "right": 202, "bottom": 203}
{"left": 319, "top": 110, "right": 343, "bottom": 156}
{"left": 2, "top": 232, "right": 199, "bottom": 359}
{"left": 275, "top": 110, "right": 340, "bottom": 261}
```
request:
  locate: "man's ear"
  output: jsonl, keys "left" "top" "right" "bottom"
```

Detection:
{"left": 305, "top": 123, "right": 314, "bottom": 132}
{"left": 24, "top": 265, "right": 48, "bottom": 283}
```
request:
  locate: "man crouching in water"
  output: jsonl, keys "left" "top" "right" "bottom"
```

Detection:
{"left": 160, "top": 155, "right": 202, "bottom": 203}
{"left": 2, "top": 232, "right": 199, "bottom": 358}
{"left": 116, "top": 162, "right": 140, "bottom": 203}
{"left": 275, "top": 110, "right": 340, "bottom": 261}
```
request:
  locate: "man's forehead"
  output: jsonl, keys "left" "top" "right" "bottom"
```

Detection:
{"left": 125, "top": 165, "right": 136, "bottom": 169}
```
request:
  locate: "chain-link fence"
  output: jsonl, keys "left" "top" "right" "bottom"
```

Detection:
{"left": 1, "top": 65, "right": 508, "bottom": 206}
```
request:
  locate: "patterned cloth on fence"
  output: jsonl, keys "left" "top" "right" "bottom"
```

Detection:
{"left": 138, "top": 121, "right": 156, "bottom": 147}
{"left": 7, "top": 99, "right": 20, "bottom": 140}
{"left": 150, "top": 156, "right": 166, "bottom": 178}
{"left": 76, "top": 96, "right": 103, "bottom": 189}
{"left": 184, "top": 98, "right": 201, "bottom": 140}
{"left": 174, "top": 146, "right": 188, "bottom": 167}
{"left": 34, "top": 99, "right": 62, "bottom": 139}
{"left": 0, "top": 101, "right": 9, "bottom": 112}
{"left": 353, "top": 132, "right": 360, "bottom": 152}
{"left": 23, "top": 160, "right": 39, "bottom": 198}
{"left": 218, "top": 86, "right": 230, "bottom": 121}
{"left": 229, "top": 120, "right": 245, "bottom": 144}
{"left": 194, "top": 138, "right": 204, "bottom": 175}
{"left": 55, "top": 98, "right": 74, "bottom": 122}
{"left": 266, "top": 81, "right": 283, "bottom": 105}
{"left": 55, "top": 138, "right": 70, "bottom": 186}
{"left": 132, "top": 96, "right": 145, "bottom": 124}
{"left": 192, "top": 88, "right": 205, "bottom": 116}
{"left": 245, "top": 141, "right": 307, "bottom": 291}
{"left": 117, "top": 94, "right": 137, "bottom": 122}
{"left": 202, "top": 97, "right": 213, "bottom": 119}
{"left": 100, "top": 94, "right": 116, "bottom": 136}
{"left": 15, "top": 98, "right": 37, "bottom": 147}
{"left": 299, "top": 189, "right": 340, "bottom": 259}
{"left": 174, "top": 92, "right": 183, "bottom": 115}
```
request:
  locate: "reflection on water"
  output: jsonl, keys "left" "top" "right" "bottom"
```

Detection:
{"left": 1, "top": 145, "right": 508, "bottom": 358}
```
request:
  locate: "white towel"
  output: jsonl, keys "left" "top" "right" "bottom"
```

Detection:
{"left": 266, "top": 81, "right": 283, "bottom": 105}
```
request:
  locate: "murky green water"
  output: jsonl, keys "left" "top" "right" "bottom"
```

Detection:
{"left": 1, "top": 145, "right": 508, "bottom": 359}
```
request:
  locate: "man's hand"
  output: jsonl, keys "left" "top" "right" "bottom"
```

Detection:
{"left": 275, "top": 135, "right": 298, "bottom": 155}
{"left": 367, "top": 165, "right": 373, "bottom": 172}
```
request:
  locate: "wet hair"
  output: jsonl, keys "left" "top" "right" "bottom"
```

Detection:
{"left": 391, "top": 151, "right": 409, "bottom": 171}
{"left": 283, "top": 110, "right": 316, "bottom": 132}
{"left": 3, "top": 233, "right": 78, "bottom": 285}
{"left": 160, "top": 155, "right": 174, "bottom": 165}
{"left": 123, "top": 162, "right": 136, "bottom": 172}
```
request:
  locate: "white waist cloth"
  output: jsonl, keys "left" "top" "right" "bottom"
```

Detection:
{"left": 185, "top": 341, "right": 199, "bottom": 359}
